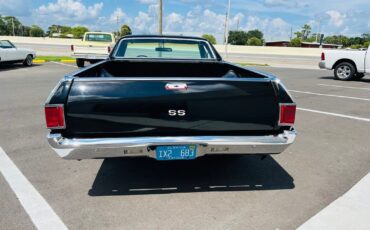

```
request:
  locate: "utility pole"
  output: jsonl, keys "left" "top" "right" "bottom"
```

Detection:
{"left": 12, "top": 17, "right": 15, "bottom": 36}
{"left": 236, "top": 18, "right": 240, "bottom": 31}
{"left": 224, "top": 0, "right": 231, "bottom": 57}
{"left": 158, "top": 0, "right": 163, "bottom": 35}
{"left": 117, "top": 15, "right": 120, "bottom": 36}
{"left": 290, "top": 26, "right": 293, "bottom": 40}
{"left": 316, "top": 18, "right": 322, "bottom": 43}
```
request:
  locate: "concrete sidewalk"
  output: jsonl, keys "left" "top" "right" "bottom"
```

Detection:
{"left": 299, "top": 173, "right": 370, "bottom": 230}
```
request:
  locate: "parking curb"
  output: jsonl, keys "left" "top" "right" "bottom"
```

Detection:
{"left": 33, "top": 60, "right": 76, "bottom": 64}
{"left": 33, "top": 60, "right": 46, "bottom": 64}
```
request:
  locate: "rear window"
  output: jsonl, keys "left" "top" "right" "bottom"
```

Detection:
{"left": 86, "top": 34, "right": 113, "bottom": 42}
{"left": 114, "top": 38, "right": 215, "bottom": 60}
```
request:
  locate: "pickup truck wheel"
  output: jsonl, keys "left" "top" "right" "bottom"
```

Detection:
{"left": 76, "top": 59, "right": 85, "bottom": 68}
{"left": 23, "top": 55, "right": 33, "bottom": 67}
{"left": 334, "top": 62, "right": 355, "bottom": 81}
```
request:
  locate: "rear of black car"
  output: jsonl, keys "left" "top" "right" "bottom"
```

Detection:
{"left": 45, "top": 36, "right": 296, "bottom": 160}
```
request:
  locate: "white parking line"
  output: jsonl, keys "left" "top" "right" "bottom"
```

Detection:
{"left": 0, "top": 147, "right": 67, "bottom": 230}
{"left": 318, "top": 84, "right": 370, "bottom": 91}
{"left": 298, "top": 172, "right": 370, "bottom": 230}
{"left": 50, "top": 61, "right": 78, "bottom": 68}
{"left": 298, "top": 108, "right": 370, "bottom": 122}
{"left": 290, "top": 90, "right": 370, "bottom": 101}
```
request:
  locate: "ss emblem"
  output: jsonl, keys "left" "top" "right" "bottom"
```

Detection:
{"left": 169, "top": 110, "right": 186, "bottom": 117}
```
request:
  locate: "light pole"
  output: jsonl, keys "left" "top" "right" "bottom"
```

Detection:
{"left": 158, "top": 0, "right": 163, "bottom": 35}
{"left": 224, "top": 0, "right": 231, "bottom": 57}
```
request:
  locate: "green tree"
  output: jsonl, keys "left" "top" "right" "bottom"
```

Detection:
{"left": 202, "top": 34, "right": 217, "bottom": 44}
{"left": 246, "top": 29, "right": 264, "bottom": 40}
{"left": 247, "top": 37, "right": 262, "bottom": 46}
{"left": 362, "top": 33, "right": 370, "bottom": 42}
{"left": 47, "top": 25, "right": 72, "bottom": 37}
{"left": 2, "top": 16, "right": 22, "bottom": 36}
{"left": 228, "top": 31, "right": 248, "bottom": 45}
{"left": 71, "top": 26, "right": 89, "bottom": 38}
{"left": 294, "top": 31, "right": 302, "bottom": 39}
{"left": 294, "top": 24, "right": 311, "bottom": 40}
{"left": 363, "top": 41, "right": 370, "bottom": 48}
{"left": 29, "top": 25, "right": 44, "bottom": 37}
{"left": 337, "top": 35, "right": 350, "bottom": 47}
{"left": 290, "top": 38, "right": 301, "bottom": 47}
{"left": 0, "top": 16, "right": 6, "bottom": 35}
{"left": 324, "top": 36, "right": 338, "bottom": 44}
{"left": 349, "top": 37, "right": 364, "bottom": 46}
{"left": 120, "top": 24, "right": 132, "bottom": 37}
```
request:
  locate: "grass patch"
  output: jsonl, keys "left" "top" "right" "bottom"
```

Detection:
{"left": 35, "top": 56, "right": 75, "bottom": 62}
{"left": 237, "top": 63, "right": 269, "bottom": 67}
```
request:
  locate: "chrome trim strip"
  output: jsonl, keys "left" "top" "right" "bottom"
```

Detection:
{"left": 47, "top": 130, "right": 296, "bottom": 160}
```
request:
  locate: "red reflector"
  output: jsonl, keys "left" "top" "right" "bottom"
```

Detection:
{"left": 108, "top": 46, "right": 111, "bottom": 53}
{"left": 71, "top": 45, "right": 74, "bottom": 52}
{"left": 45, "top": 105, "right": 65, "bottom": 129}
{"left": 321, "top": 52, "right": 325, "bottom": 61}
{"left": 279, "top": 104, "right": 296, "bottom": 126}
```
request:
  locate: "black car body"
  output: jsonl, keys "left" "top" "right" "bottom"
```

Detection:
{"left": 45, "top": 35, "right": 296, "bottom": 160}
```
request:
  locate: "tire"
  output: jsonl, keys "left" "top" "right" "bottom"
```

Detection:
{"left": 354, "top": 73, "right": 365, "bottom": 79}
{"left": 334, "top": 62, "right": 356, "bottom": 81}
{"left": 76, "top": 59, "right": 85, "bottom": 68}
{"left": 23, "top": 55, "right": 33, "bottom": 67}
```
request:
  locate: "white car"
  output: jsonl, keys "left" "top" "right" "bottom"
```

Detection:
{"left": 319, "top": 45, "right": 370, "bottom": 81}
{"left": 0, "top": 40, "right": 36, "bottom": 66}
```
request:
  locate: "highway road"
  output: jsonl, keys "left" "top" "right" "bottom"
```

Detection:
{"left": 1, "top": 62, "right": 370, "bottom": 229}
{"left": 15, "top": 42, "right": 320, "bottom": 69}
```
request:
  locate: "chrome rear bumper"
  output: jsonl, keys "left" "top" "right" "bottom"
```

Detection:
{"left": 47, "top": 130, "right": 296, "bottom": 160}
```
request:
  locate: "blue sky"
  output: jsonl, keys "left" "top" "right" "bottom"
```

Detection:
{"left": 1, "top": 0, "right": 369, "bottom": 42}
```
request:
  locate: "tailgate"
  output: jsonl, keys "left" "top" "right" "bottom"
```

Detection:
{"left": 64, "top": 79, "right": 279, "bottom": 138}
{"left": 73, "top": 45, "right": 110, "bottom": 55}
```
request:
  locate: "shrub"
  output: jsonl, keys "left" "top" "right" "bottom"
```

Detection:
{"left": 290, "top": 38, "right": 301, "bottom": 47}
{"left": 202, "top": 34, "right": 217, "bottom": 44}
{"left": 247, "top": 37, "right": 262, "bottom": 46}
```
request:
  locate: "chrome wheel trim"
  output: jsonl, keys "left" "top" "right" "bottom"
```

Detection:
{"left": 336, "top": 65, "right": 351, "bottom": 79}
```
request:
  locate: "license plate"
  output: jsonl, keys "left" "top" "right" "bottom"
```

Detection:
{"left": 156, "top": 145, "right": 197, "bottom": 161}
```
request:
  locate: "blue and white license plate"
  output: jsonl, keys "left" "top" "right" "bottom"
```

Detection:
{"left": 156, "top": 145, "right": 197, "bottom": 161}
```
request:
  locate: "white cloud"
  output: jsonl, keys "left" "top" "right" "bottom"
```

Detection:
{"left": 109, "top": 8, "right": 130, "bottom": 24}
{"left": 137, "top": 0, "right": 157, "bottom": 4}
{"left": 326, "top": 10, "right": 346, "bottom": 27}
{"left": 263, "top": 0, "right": 308, "bottom": 8}
{"left": 165, "top": 13, "right": 184, "bottom": 31}
{"left": 35, "top": 0, "right": 103, "bottom": 23}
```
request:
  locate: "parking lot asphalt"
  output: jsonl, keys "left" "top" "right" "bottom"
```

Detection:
{"left": 1, "top": 63, "right": 370, "bottom": 230}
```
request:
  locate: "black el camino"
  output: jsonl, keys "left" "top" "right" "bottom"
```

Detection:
{"left": 45, "top": 35, "right": 296, "bottom": 161}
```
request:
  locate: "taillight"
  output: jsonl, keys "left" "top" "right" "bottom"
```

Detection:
{"left": 71, "top": 45, "right": 74, "bottom": 52}
{"left": 45, "top": 105, "right": 65, "bottom": 129}
{"left": 321, "top": 52, "right": 325, "bottom": 61}
{"left": 279, "top": 104, "right": 296, "bottom": 126}
{"left": 108, "top": 46, "right": 111, "bottom": 53}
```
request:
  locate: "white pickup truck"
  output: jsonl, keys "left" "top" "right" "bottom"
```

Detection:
{"left": 71, "top": 32, "right": 115, "bottom": 68}
{"left": 319, "top": 45, "right": 370, "bottom": 81}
